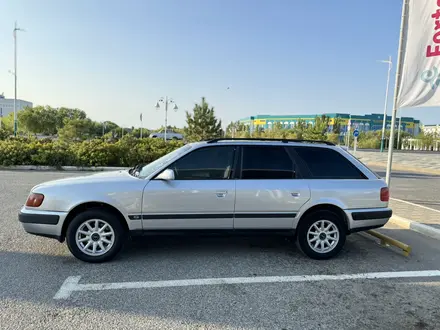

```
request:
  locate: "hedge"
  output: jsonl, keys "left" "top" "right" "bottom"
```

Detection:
{"left": 0, "top": 136, "right": 184, "bottom": 167}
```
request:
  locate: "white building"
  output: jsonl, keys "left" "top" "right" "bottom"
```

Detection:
{"left": 423, "top": 124, "right": 440, "bottom": 135}
{"left": 0, "top": 94, "right": 33, "bottom": 118}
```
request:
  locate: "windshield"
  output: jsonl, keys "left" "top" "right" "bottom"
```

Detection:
{"left": 137, "top": 144, "right": 192, "bottom": 178}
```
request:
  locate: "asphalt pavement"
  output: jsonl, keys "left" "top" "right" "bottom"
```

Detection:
{"left": 360, "top": 149, "right": 440, "bottom": 154}
{"left": 371, "top": 167, "right": 440, "bottom": 211}
{"left": 1, "top": 170, "right": 440, "bottom": 330}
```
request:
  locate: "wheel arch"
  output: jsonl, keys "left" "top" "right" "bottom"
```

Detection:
{"left": 61, "top": 201, "right": 129, "bottom": 241}
{"left": 296, "top": 203, "right": 349, "bottom": 233}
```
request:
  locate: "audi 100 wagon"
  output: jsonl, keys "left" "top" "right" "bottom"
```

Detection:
{"left": 19, "top": 138, "right": 392, "bottom": 263}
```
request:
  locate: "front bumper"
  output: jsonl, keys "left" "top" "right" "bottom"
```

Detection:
{"left": 345, "top": 208, "right": 392, "bottom": 233}
{"left": 19, "top": 207, "right": 68, "bottom": 242}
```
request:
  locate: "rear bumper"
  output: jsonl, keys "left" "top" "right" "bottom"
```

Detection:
{"left": 345, "top": 208, "right": 392, "bottom": 233}
{"left": 19, "top": 207, "right": 68, "bottom": 242}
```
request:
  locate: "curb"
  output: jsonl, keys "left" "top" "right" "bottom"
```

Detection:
{"left": 0, "top": 165, "right": 129, "bottom": 172}
{"left": 389, "top": 215, "right": 440, "bottom": 241}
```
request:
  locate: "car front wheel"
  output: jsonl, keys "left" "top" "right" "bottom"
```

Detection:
{"left": 66, "top": 209, "right": 125, "bottom": 263}
{"left": 297, "top": 210, "right": 346, "bottom": 260}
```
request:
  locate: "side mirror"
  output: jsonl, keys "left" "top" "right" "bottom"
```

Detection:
{"left": 155, "top": 168, "right": 175, "bottom": 181}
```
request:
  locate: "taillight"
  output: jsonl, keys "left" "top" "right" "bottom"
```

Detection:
{"left": 26, "top": 193, "right": 44, "bottom": 207}
{"left": 380, "top": 187, "right": 389, "bottom": 202}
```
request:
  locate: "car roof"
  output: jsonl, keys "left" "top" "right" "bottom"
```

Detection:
{"left": 192, "top": 138, "right": 337, "bottom": 149}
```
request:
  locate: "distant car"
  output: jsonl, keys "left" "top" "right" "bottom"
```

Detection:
{"left": 19, "top": 138, "right": 391, "bottom": 263}
{"left": 149, "top": 132, "right": 183, "bottom": 140}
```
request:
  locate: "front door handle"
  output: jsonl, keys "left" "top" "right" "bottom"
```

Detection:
{"left": 216, "top": 191, "right": 228, "bottom": 198}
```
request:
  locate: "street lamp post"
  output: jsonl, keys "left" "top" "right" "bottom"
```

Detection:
{"left": 155, "top": 97, "right": 178, "bottom": 141}
{"left": 378, "top": 56, "right": 392, "bottom": 152}
{"left": 346, "top": 114, "right": 352, "bottom": 148}
{"left": 140, "top": 113, "right": 143, "bottom": 138}
{"left": 13, "top": 22, "right": 25, "bottom": 137}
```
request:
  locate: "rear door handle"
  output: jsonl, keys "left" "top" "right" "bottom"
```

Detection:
{"left": 291, "top": 192, "right": 300, "bottom": 198}
{"left": 216, "top": 191, "right": 228, "bottom": 198}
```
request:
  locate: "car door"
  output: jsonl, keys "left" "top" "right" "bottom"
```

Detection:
{"left": 234, "top": 145, "right": 311, "bottom": 229}
{"left": 141, "top": 145, "right": 237, "bottom": 229}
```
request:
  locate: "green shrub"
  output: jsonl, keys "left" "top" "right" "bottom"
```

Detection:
{"left": 0, "top": 138, "right": 34, "bottom": 165}
{"left": 358, "top": 138, "right": 380, "bottom": 149}
{"left": 30, "top": 142, "right": 75, "bottom": 168}
{"left": 0, "top": 137, "right": 184, "bottom": 167}
{"left": 326, "top": 133, "right": 340, "bottom": 144}
{"left": 0, "top": 129, "right": 11, "bottom": 141}
{"left": 71, "top": 140, "right": 122, "bottom": 167}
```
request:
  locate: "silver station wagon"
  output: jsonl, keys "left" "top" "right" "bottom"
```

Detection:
{"left": 19, "top": 138, "right": 392, "bottom": 263}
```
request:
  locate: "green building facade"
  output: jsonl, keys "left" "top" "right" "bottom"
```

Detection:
{"left": 238, "top": 113, "right": 421, "bottom": 136}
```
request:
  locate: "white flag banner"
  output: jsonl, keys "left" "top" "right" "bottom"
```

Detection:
{"left": 397, "top": 0, "right": 440, "bottom": 108}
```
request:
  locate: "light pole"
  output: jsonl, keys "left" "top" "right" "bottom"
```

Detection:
{"left": 346, "top": 115, "right": 352, "bottom": 148}
{"left": 397, "top": 115, "right": 402, "bottom": 150}
{"left": 13, "top": 22, "right": 25, "bottom": 137}
{"left": 378, "top": 56, "right": 392, "bottom": 152}
{"left": 140, "top": 113, "right": 143, "bottom": 138}
{"left": 155, "top": 97, "right": 178, "bottom": 141}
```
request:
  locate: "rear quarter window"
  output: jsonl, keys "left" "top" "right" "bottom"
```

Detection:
{"left": 292, "top": 146, "right": 367, "bottom": 179}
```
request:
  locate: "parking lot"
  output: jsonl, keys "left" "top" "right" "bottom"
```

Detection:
{"left": 1, "top": 170, "right": 440, "bottom": 329}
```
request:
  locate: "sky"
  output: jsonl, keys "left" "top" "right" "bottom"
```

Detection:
{"left": 1, "top": 0, "right": 440, "bottom": 129}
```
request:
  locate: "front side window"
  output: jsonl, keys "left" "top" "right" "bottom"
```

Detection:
{"left": 170, "top": 146, "right": 235, "bottom": 180}
{"left": 138, "top": 144, "right": 192, "bottom": 178}
{"left": 293, "top": 146, "right": 366, "bottom": 179}
{"left": 241, "top": 146, "right": 296, "bottom": 179}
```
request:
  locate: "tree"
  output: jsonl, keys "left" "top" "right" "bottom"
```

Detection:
{"left": 302, "top": 115, "right": 329, "bottom": 140}
{"left": 58, "top": 118, "right": 96, "bottom": 141}
{"left": 100, "top": 121, "right": 120, "bottom": 137}
{"left": 226, "top": 121, "right": 247, "bottom": 137}
{"left": 184, "top": 97, "right": 222, "bottom": 142}
{"left": 17, "top": 106, "right": 90, "bottom": 136}
{"left": 1, "top": 112, "right": 15, "bottom": 132}
{"left": 56, "top": 108, "right": 87, "bottom": 131}
{"left": 332, "top": 118, "right": 342, "bottom": 134}
{"left": 17, "top": 106, "right": 56, "bottom": 135}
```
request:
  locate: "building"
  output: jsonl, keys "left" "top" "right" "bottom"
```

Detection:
{"left": 422, "top": 124, "right": 440, "bottom": 135}
{"left": 0, "top": 94, "right": 33, "bottom": 118}
{"left": 239, "top": 113, "right": 421, "bottom": 136}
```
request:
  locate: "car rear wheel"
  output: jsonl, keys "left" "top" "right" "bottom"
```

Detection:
{"left": 297, "top": 210, "right": 346, "bottom": 260}
{"left": 66, "top": 209, "right": 125, "bottom": 263}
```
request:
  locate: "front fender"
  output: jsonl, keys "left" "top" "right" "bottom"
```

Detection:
{"left": 31, "top": 181, "right": 145, "bottom": 221}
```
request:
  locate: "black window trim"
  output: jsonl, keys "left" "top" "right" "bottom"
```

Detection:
{"left": 232, "top": 145, "right": 242, "bottom": 180}
{"left": 156, "top": 145, "right": 238, "bottom": 181}
{"left": 237, "top": 144, "right": 302, "bottom": 180}
{"left": 289, "top": 146, "right": 368, "bottom": 180}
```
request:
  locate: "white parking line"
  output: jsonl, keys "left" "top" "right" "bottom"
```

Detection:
{"left": 391, "top": 197, "right": 440, "bottom": 214}
{"left": 53, "top": 270, "right": 440, "bottom": 300}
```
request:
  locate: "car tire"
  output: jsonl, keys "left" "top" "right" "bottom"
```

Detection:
{"left": 66, "top": 209, "right": 126, "bottom": 263}
{"left": 296, "top": 210, "right": 346, "bottom": 260}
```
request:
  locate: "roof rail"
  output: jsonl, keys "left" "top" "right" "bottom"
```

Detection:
{"left": 206, "top": 138, "right": 335, "bottom": 146}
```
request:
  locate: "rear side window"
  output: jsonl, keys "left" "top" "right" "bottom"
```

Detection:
{"left": 293, "top": 147, "right": 366, "bottom": 179}
{"left": 241, "top": 146, "right": 296, "bottom": 179}
{"left": 170, "top": 146, "right": 235, "bottom": 180}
